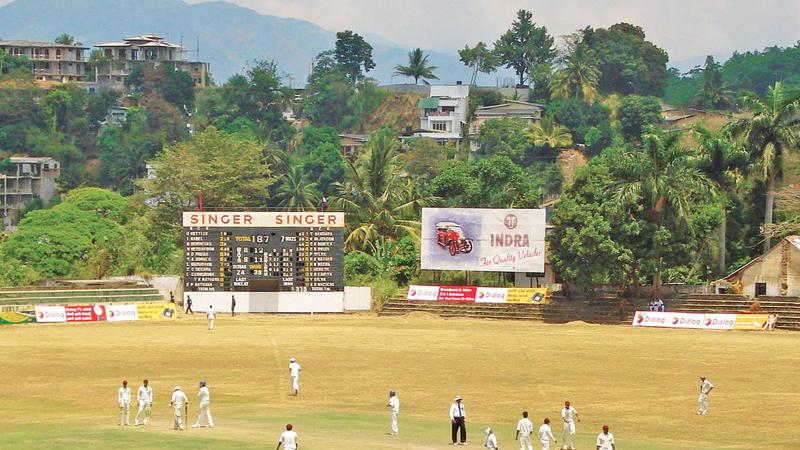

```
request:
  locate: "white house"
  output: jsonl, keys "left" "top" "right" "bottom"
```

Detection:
{"left": 714, "top": 235, "right": 800, "bottom": 297}
{"left": 415, "top": 84, "right": 470, "bottom": 143}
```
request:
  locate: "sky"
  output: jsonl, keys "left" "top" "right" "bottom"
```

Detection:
{"left": 181, "top": 0, "right": 800, "bottom": 64}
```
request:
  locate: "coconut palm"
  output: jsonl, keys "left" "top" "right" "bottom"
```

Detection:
{"left": 693, "top": 126, "right": 749, "bottom": 274}
{"left": 693, "top": 56, "right": 734, "bottom": 109}
{"left": 727, "top": 81, "right": 800, "bottom": 252}
{"left": 524, "top": 116, "right": 573, "bottom": 150}
{"left": 548, "top": 43, "right": 600, "bottom": 103}
{"left": 393, "top": 48, "right": 439, "bottom": 84}
{"left": 331, "top": 127, "right": 438, "bottom": 251}
{"left": 607, "top": 127, "right": 715, "bottom": 287}
{"left": 275, "top": 165, "right": 319, "bottom": 211}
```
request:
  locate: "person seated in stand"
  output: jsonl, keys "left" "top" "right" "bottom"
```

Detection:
{"left": 654, "top": 297, "right": 665, "bottom": 312}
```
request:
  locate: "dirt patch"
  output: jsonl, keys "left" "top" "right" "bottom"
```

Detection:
{"left": 557, "top": 148, "right": 589, "bottom": 186}
{"left": 359, "top": 93, "right": 422, "bottom": 133}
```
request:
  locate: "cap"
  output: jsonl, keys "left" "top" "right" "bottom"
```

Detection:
{"left": 290, "top": 357, "right": 296, "bottom": 362}
{"left": 174, "top": 385, "right": 181, "bottom": 391}
{"left": 199, "top": 380, "right": 206, "bottom": 387}
{"left": 454, "top": 395, "right": 462, "bottom": 401}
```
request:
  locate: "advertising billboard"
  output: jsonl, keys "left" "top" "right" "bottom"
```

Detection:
{"left": 632, "top": 311, "right": 769, "bottom": 331}
{"left": 420, "top": 208, "right": 546, "bottom": 273}
{"left": 407, "top": 285, "right": 548, "bottom": 304}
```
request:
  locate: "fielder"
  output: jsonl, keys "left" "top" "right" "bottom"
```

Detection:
{"left": 386, "top": 389, "right": 400, "bottom": 435}
{"left": 516, "top": 411, "right": 534, "bottom": 450}
{"left": 538, "top": 418, "right": 557, "bottom": 450}
{"left": 277, "top": 423, "right": 298, "bottom": 450}
{"left": 698, "top": 376, "right": 715, "bottom": 415}
{"left": 561, "top": 401, "right": 579, "bottom": 450}
{"left": 596, "top": 425, "right": 615, "bottom": 450}
{"left": 118, "top": 380, "right": 131, "bottom": 426}
{"left": 170, "top": 386, "right": 189, "bottom": 430}
{"left": 485, "top": 427, "right": 499, "bottom": 450}
{"left": 288, "top": 357, "right": 301, "bottom": 396}
{"left": 192, "top": 380, "right": 214, "bottom": 428}
{"left": 207, "top": 305, "right": 216, "bottom": 330}
{"left": 134, "top": 379, "right": 153, "bottom": 426}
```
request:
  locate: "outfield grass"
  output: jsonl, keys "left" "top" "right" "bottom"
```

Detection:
{"left": 1, "top": 313, "right": 798, "bottom": 449}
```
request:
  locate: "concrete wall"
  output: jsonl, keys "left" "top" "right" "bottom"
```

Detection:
{"left": 181, "top": 289, "right": 373, "bottom": 313}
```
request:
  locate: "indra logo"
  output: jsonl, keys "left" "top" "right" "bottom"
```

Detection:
{"left": 504, "top": 214, "right": 518, "bottom": 230}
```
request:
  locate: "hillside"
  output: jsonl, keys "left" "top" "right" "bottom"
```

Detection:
{"left": 0, "top": 0, "right": 490, "bottom": 85}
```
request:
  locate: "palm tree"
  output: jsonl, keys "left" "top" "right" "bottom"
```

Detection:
{"left": 548, "top": 43, "right": 600, "bottom": 103}
{"left": 607, "top": 127, "right": 714, "bottom": 287}
{"left": 331, "top": 127, "right": 438, "bottom": 251}
{"left": 693, "top": 126, "right": 749, "bottom": 274}
{"left": 275, "top": 166, "right": 319, "bottom": 211}
{"left": 693, "top": 56, "right": 734, "bottom": 109}
{"left": 524, "top": 116, "right": 573, "bottom": 150}
{"left": 393, "top": 48, "right": 438, "bottom": 85}
{"left": 727, "top": 81, "right": 800, "bottom": 252}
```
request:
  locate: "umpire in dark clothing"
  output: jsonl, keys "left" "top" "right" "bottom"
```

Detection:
{"left": 449, "top": 396, "right": 467, "bottom": 445}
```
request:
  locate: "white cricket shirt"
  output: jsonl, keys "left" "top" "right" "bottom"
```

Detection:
{"left": 118, "top": 386, "right": 131, "bottom": 404}
{"left": 449, "top": 402, "right": 466, "bottom": 419}
{"left": 279, "top": 430, "right": 298, "bottom": 449}
{"left": 562, "top": 406, "right": 577, "bottom": 422}
{"left": 700, "top": 379, "right": 714, "bottom": 395}
{"left": 597, "top": 431, "right": 615, "bottom": 449}
{"left": 517, "top": 417, "right": 534, "bottom": 435}
{"left": 538, "top": 423, "right": 555, "bottom": 441}
{"left": 171, "top": 390, "right": 188, "bottom": 407}
{"left": 207, "top": 309, "right": 216, "bottom": 320}
{"left": 137, "top": 385, "right": 153, "bottom": 404}
{"left": 289, "top": 362, "right": 301, "bottom": 376}
{"left": 389, "top": 396, "right": 400, "bottom": 413}
{"left": 198, "top": 386, "right": 210, "bottom": 403}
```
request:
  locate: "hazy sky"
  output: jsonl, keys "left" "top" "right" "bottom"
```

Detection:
{"left": 181, "top": 0, "right": 800, "bottom": 62}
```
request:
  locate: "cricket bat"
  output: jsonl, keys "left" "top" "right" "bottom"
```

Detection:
{"left": 184, "top": 404, "right": 188, "bottom": 430}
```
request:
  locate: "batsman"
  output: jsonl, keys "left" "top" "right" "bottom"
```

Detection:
{"left": 169, "top": 386, "right": 189, "bottom": 430}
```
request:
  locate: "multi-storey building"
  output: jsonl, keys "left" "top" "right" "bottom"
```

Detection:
{"left": 0, "top": 40, "right": 89, "bottom": 83}
{"left": 0, "top": 157, "right": 60, "bottom": 228}
{"left": 94, "top": 34, "right": 210, "bottom": 88}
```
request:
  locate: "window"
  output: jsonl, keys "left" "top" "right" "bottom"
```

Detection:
{"left": 441, "top": 106, "right": 456, "bottom": 113}
{"left": 431, "top": 122, "right": 447, "bottom": 131}
{"left": 104, "top": 49, "right": 113, "bottom": 58}
{"left": 755, "top": 283, "right": 767, "bottom": 297}
{"left": 131, "top": 49, "right": 139, "bottom": 60}
{"left": 119, "top": 49, "right": 126, "bottom": 58}
{"left": 56, "top": 49, "right": 62, "bottom": 59}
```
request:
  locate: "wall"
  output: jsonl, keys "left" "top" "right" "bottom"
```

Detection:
{"left": 183, "top": 291, "right": 347, "bottom": 313}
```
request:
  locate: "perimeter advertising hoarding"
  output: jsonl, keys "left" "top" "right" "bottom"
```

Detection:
{"left": 407, "top": 285, "right": 548, "bottom": 304}
{"left": 632, "top": 311, "right": 769, "bottom": 331}
{"left": 137, "top": 303, "right": 177, "bottom": 320}
{"left": 420, "top": 208, "right": 546, "bottom": 273}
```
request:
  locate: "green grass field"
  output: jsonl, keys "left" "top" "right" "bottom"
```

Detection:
{"left": 1, "top": 313, "right": 799, "bottom": 449}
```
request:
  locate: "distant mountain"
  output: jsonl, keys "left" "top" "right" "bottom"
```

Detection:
{"left": 0, "top": 0, "right": 504, "bottom": 85}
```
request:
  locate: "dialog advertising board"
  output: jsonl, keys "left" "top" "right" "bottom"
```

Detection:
{"left": 420, "top": 208, "right": 546, "bottom": 273}
{"left": 407, "top": 285, "right": 548, "bottom": 304}
{"left": 632, "top": 311, "right": 769, "bottom": 331}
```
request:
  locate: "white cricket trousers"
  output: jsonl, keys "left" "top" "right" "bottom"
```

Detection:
{"left": 541, "top": 440, "right": 552, "bottom": 450}
{"left": 119, "top": 402, "right": 130, "bottom": 425}
{"left": 208, "top": 318, "right": 214, "bottom": 330}
{"left": 562, "top": 421, "right": 575, "bottom": 449}
{"left": 519, "top": 433, "right": 533, "bottom": 450}
{"left": 135, "top": 402, "right": 151, "bottom": 425}
{"left": 174, "top": 405, "right": 185, "bottom": 429}
{"left": 698, "top": 393, "right": 709, "bottom": 414}
{"left": 291, "top": 375, "right": 299, "bottom": 394}
{"left": 195, "top": 401, "right": 214, "bottom": 427}
{"left": 390, "top": 410, "right": 399, "bottom": 434}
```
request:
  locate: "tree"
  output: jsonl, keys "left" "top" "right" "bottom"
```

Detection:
{"left": 430, "top": 155, "right": 541, "bottom": 208}
{"left": 694, "top": 56, "right": 734, "bottom": 109}
{"left": 139, "top": 127, "right": 276, "bottom": 227}
{"left": 582, "top": 23, "right": 669, "bottom": 96}
{"left": 275, "top": 165, "right": 319, "bottom": 211}
{"left": 546, "top": 98, "right": 613, "bottom": 153}
{"left": 476, "top": 118, "right": 531, "bottom": 163}
{"left": 606, "top": 128, "right": 714, "bottom": 287}
{"left": 394, "top": 48, "right": 438, "bottom": 84}
{"left": 54, "top": 33, "right": 75, "bottom": 45}
{"left": 458, "top": 42, "right": 497, "bottom": 85}
{"left": 524, "top": 116, "right": 572, "bottom": 151}
{"left": 332, "top": 127, "right": 436, "bottom": 251}
{"left": 493, "top": 9, "right": 555, "bottom": 87}
{"left": 727, "top": 81, "right": 800, "bottom": 252}
{"left": 618, "top": 95, "right": 663, "bottom": 141}
{"left": 403, "top": 137, "right": 450, "bottom": 180}
{"left": 693, "top": 126, "right": 749, "bottom": 273}
{"left": 549, "top": 42, "right": 600, "bottom": 103}
{"left": 334, "top": 31, "right": 376, "bottom": 83}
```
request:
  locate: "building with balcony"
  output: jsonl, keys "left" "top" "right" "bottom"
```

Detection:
{"left": 0, "top": 40, "right": 89, "bottom": 83}
{"left": 94, "top": 34, "right": 210, "bottom": 88}
{"left": 414, "top": 84, "right": 470, "bottom": 144}
{"left": 1, "top": 157, "right": 60, "bottom": 228}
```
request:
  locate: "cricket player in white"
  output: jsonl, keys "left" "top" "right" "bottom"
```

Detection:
{"left": 698, "top": 376, "right": 715, "bottom": 415}
{"left": 485, "top": 427, "right": 499, "bottom": 450}
{"left": 170, "top": 386, "right": 189, "bottom": 430}
{"left": 192, "top": 380, "right": 214, "bottom": 428}
{"left": 539, "top": 418, "right": 557, "bottom": 450}
{"left": 134, "top": 379, "right": 153, "bottom": 426}
{"left": 387, "top": 390, "right": 400, "bottom": 435}
{"left": 207, "top": 305, "right": 216, "bottom": 330}
{"left": 118, "top": 380, "right": 131, "bottom": 426}
{"left": 516, "top": 411, "right": 535, "bottom": 450}
{"left": 596, "top": 425, "right": 615, "bottom": 450}
{"left": 277, "top": 423, "right": 298, "bottom": 450}
{"left": 561, "top": 401, "right": 579, "bottom": 450}
{"left": 288, "top": 357, "right": 301, "bottom": 396}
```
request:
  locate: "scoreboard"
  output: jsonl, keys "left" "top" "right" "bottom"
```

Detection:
{"left": 183, "top": 212, "right": 345, "bottom": 293}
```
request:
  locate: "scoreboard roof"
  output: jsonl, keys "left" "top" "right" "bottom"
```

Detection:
{"left": 183, "top": 212, "right": 345, "bottom": 228}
